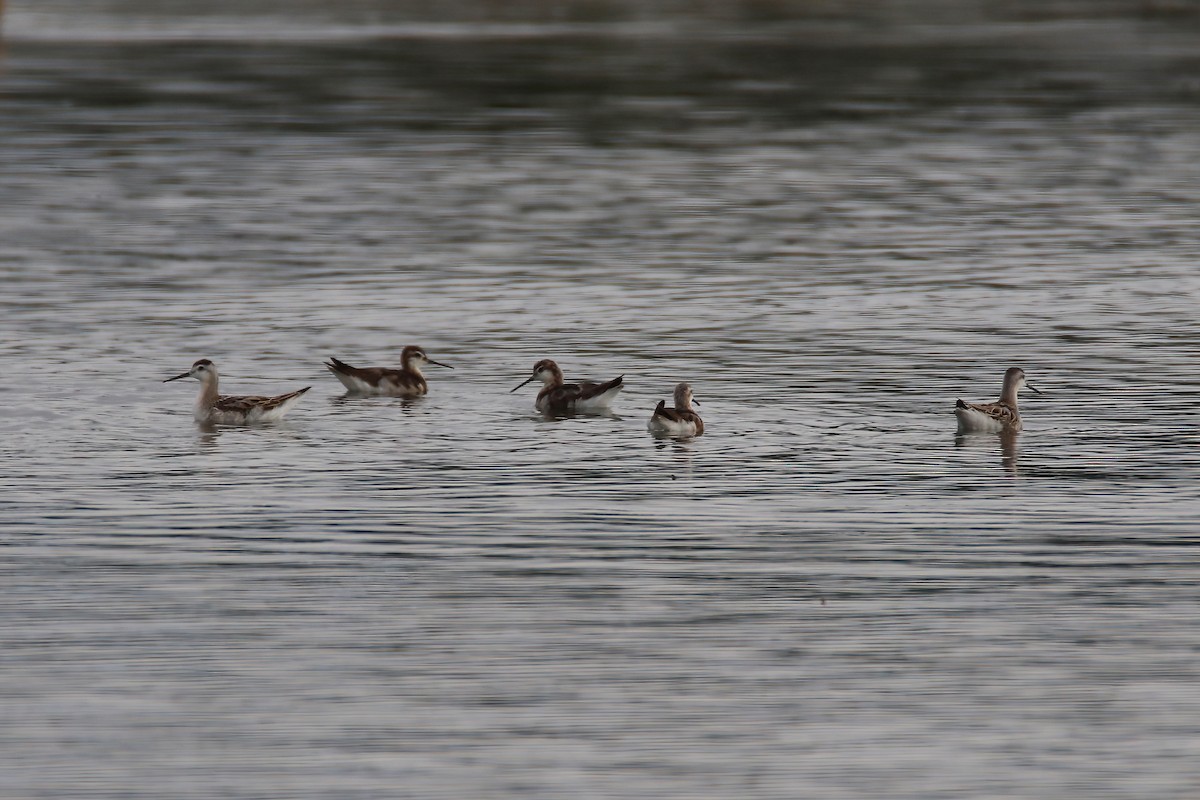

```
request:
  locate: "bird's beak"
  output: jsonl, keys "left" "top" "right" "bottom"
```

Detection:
{"left": 1027, "top": 384, "right": 1043, "bottom": 395}
{"left": 692, "top": 398, "right": 701, "bottom": 406}
{"left": 163, "top": 371, "right": 191, "bottom": 383}
{"left": 426, "top": 358, "right": 454, "bottom": 370}
{"left": 511, "top": 374, "right": 537, "bottom": 393}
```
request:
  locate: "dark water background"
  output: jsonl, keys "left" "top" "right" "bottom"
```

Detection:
{"left": 3, "top": 3, "right": 1200, "bottom": 797}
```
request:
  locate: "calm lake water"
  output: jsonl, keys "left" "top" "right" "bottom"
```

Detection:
{"left": 3, "top": 4, "right": 1200, "bottom": 798}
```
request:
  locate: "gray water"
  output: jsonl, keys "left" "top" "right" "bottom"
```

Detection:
{"left": 4, "top": 5, "right": 1200, "bottom": 798}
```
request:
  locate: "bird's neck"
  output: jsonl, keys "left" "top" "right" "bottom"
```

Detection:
{"left": 196, "top": 375, "right": 220, "bottom": 409}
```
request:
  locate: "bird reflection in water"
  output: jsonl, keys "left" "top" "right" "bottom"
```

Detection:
{"left": 657, "top": 434, "right": 697, "bottom": 484}
{"left": 955, "top": 429, "right": 1020, "bottom": 477}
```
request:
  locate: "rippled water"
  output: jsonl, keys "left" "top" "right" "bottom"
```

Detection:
{"left": 4, "top": 6, "right": 1200, "bottom": 798}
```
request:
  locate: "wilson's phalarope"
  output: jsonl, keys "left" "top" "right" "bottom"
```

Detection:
{"left": 955, "top": 367, "right": 1041, "bottom": 433}
{"left": 510, "top": 359, "right": 623, "bottom": 414}
{"left": 164, "top": 359, "right": 310, "bottom": 424}
{"left": 324, "top": 345, "right": 452, "bottom": 397}
{"left": 648, "top": 382, "right": 704, "bottom": 437}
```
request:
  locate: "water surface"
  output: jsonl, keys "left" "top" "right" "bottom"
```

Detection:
{"left": 3, "top": 6, "right": 1200, "bottom": 798}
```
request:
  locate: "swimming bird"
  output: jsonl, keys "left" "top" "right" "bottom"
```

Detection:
{"left": 164, "top": 359, "right": 310, "bottom": 424}
{"left": 324, "top": 345, "right": 452, "bottom": 397}
{"left": 510, "top": 358, "right": 623, "bottom": 414}
{"left": 955, "top": 367, "right": 1041, "bottom": 433}
{"left": 648, "top": 382, "right": 704, "bottom": 437}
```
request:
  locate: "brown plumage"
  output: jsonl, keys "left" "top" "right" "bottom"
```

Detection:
{"left": 213, "top": 389, "right": 310, "bottom": 415}
{"left": 511, "top": 358, "right": 623, "bottom": 414}
{"left": 164, "top": 358, "right": 310, "bottom": 424}
{"left": 648, "top": 382, "right": 704, "bottom": 436}
{"left": 324, "top": 345, "right": 452, "bottom": 397}
{"left": 955, "top": 367, "right": 1041, "bottom": 433}
{"left": 955, "top": 397, "right": 1020, "bottom": 427}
